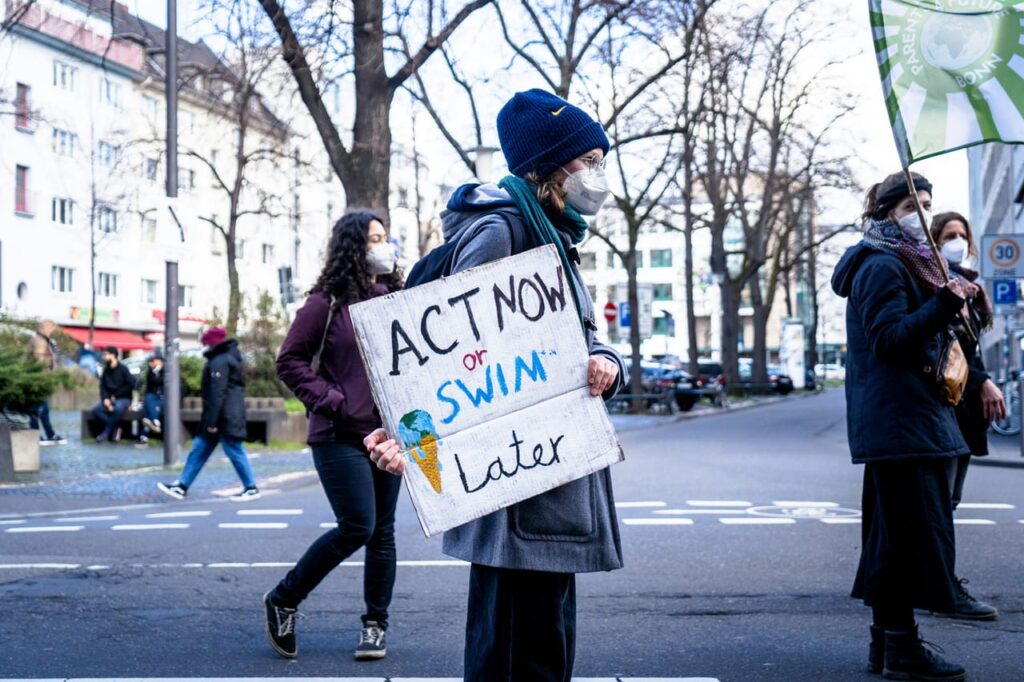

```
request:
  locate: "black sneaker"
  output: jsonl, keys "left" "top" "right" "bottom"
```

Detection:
{"left": 354, "top": 621, "right": 386, "bottom": 660}
{"left": 230, "top": 487, "right": 261, "bottom": 502}
{"left": 933, "top": 577, "right": 999, "bottom": 621}
{"left": 40, "top": 434, "right": 68, "bottom": 446}
{"left": 157, "top": 482, "right": 187, "bottom": 500}
{"left": 263, "top": 591, "right": 298, "bottom": 659}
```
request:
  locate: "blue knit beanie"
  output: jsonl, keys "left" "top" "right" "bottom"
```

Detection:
{"left": 497, "top": 89, "right": 609, "bottom": 178}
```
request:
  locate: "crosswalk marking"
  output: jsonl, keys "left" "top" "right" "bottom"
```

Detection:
{"left": 615, "top": 501, "right": 667, "bottom": 508}
{"left": 771, "top": 501, "right": 839, "bottom": 508}
{"left": 5, "top": 526, "right": 84, "bottom": 533}
{"left": 820, "top": 518, "right": 861, "bottom": 525}
{"left": 218, "top": 522, "right": 288, "bottom": 530}
{"left": 146, "top": 511, "right": 211, "bottom": 518}
{"left": 686, "top": 500, "right": 751, "bottom": 507}
{"left": 112, "top": 524, "right": 190, "bottom": 531}
{"left": 0, "top": 519, "right": 26, "bottom": 525}
{"left": 236, "top": 509, "right": 303, "bottom": 516}
{"left": 56, "top": 515, "right": 120, "bottom": 522}
{"left": 622, "top": 518, "right": 695, "bottom": 526}
{"left": 958, "top": 503, "right": 1015, "bottom": 509}
{"left": 719, "top": 518, "right": 796, "bottom": 525}
{"left": 953, "top": 519, "right": 996, "bottom": 525}
{"left": 654, "top": 509, "right": 748, "bottom": 515}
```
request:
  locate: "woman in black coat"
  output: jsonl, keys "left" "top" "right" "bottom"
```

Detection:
{"left": 157, "top": 327, "right": 260, "bottom": 501}
{"left": 831, "top": 172, "right": 968, "bottom": 682}
{"left": 929, "top": 211, "right": 1004, "bottom": 621}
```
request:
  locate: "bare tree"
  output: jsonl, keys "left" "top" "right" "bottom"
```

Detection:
{"left": 255, "top": 0, "right": 491, "bottom": 216}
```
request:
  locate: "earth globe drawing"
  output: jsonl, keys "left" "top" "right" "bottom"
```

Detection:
{"left": 920, "top": 13, "right": 995, "bottom": 72}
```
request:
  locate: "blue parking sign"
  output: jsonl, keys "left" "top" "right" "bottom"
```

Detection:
{"left": 619, "top": 302, "right": 630, "bottom": 327}
{"left": 993, "top": 280, "right": 1018, "bottom": 307}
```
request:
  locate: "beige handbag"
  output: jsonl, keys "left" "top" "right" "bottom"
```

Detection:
{"left": 934, "top": 331, "right": 969, "bottom": 407}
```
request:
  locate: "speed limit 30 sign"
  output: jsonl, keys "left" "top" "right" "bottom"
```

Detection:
{"left": 982, "top": 235, "right": 1024, "bottom": 279}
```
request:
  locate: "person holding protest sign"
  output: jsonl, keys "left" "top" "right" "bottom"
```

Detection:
{"left": 367, "top": 88, "right": 625, "bottom": 682}
{"left": 928, "top": 211, "right": 1001, "bottom": 622}
{"left": 263, "top": 209, "right": 403, "bottom": 662}
{"left": 831, "top": 172, "right": 969, "bottom": 681}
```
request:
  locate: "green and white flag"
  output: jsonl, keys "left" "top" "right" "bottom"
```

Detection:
{"left": 871, "top": 0, "right": 1024, "bottom": 165}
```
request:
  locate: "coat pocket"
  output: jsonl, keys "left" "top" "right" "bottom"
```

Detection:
{"left": 510, "top": 475, "right": 597, "bottom": 542}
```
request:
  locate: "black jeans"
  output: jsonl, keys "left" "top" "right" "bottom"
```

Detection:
{"left": 464, "top": 564, "right": 576, "bottom": 682}
{"left": 272, "top": 441, "right": 402, "bottom": 627}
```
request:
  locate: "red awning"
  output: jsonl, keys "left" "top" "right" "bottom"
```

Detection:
{"left": 63, "top": 326, "right": 154, "bottom": 351}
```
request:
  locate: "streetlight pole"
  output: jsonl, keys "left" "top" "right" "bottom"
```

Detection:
{"left": 163, "top": 0, "right": 181, "bottom": 466}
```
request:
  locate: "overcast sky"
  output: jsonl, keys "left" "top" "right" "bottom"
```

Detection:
{"left": 132, "top": 1, "right": 972, "bottom": 221}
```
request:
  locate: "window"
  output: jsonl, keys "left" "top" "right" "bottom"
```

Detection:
{"left": 143, "top": 217, "right": 157, "bottom": 243}
{"left": 654, "top": 315, "right": 671, "bottom": 336}
{"left": 635, "top": 250, "right": 644, "bottom": 268}
{"left": 177, "top": 168, "right": 195, "bottom": 192}
{"left": 579, "top": 252, "right": 597, "bottom": 270}
{"left": 145, "top": 158, "right": 159, "bottom": 182}
{"left": 51, "top": 197, "right": 74, "bottom": 225}
{"left": 98, "top": 140, "right": 120, "bottom": 168}
{"left": 262, "top": 243, "right": 274, "bottom": 264}
{"left": 53, "top": 61, "right": 78, "bottom": 91}
{"left": 51, "top": 266, "right": 74, "bottom": 293}
{"left": 237, "top": 239, "right": 246, "bottom": 260}
{"left": 606, "top": 251, "right": 617, "bottom": 268}
{"left": 653, "top": 283, "right": 673, "bottom": 301}
{"left": 141, "top": 278, "right": 158, "bottom": 305}
{"left": 15, "top": 83, "right": 31, "bottom": 131}
{"left": 587, "top": 285, "right": 597, "bottom": 300}
{"left": 99, "top": 78, "right": 121, "bottom": 108}
{"left": 180, "top": 285, "right": 194, "bottom": 308}
{"left": 143, "top": 95, "right": 158, "bottom": 120}
{"left": 650, "top": 248, "right": 673, "bottom": 268}
{"left": 52, "top": 128, "right": 77, "bottom": 157}
{"left": 97, "top": 272, "right": 118, "bottom": 298}
{"left": 15, "top": 165, "right": 31, "bottom": 215}
{"left": 98, "top": 205, "right": 119, "bottom": 233}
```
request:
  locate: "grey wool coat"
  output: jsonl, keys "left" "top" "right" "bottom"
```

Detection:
{"left": 439, "top": 183, "right": 626, "bottom": 574}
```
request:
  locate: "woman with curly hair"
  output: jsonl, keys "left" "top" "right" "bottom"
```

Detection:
{"left": 263, "top": 209, "right": 403, "bottom": 662}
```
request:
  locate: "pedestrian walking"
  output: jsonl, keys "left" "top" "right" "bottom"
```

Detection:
{"left": 157, "top": 327, "right": 259, "bottom": 502}
{"left": 929, "top": 211, "right": 1003, "bottom": 621}
{"left": 832, "top": 171, "right": 969, "bottom": 681}
{"left": 91, "top": 346, "right": 134, "bottom": 443}
{"left": 27, "top": 319, "right": 67, "bottom": 445}
{"left": 261, "top": 209, "right": 404, "bottom": 661}
{"left": 137, "top": 353, "right": 167, "bottom": 445}
{"left": 367, "top": 88, "right": 626, "bottom": 682}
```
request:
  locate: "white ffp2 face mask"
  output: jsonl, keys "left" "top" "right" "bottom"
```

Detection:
{"left": 563, "top": 167, "right": 611, "bottom": 215}
{"left": 367, "top": 243, "right": 396, "bottom": 275}
{"left": 941, "top": 237, "right": 969, "bottom": 265}
{"left": 897, "top": 210, "right": 932, "bottom": 243}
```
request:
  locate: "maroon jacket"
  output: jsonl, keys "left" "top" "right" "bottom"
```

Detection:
{"left": 276, "top": 289, "right": 386, "bottom": 445}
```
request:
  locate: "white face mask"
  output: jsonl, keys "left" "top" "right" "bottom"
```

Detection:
{"left": 897, "top": 210, "right": 931, "bottom": 243}
{"left": 941, "top": 237, "right": 970, "bottom": 265}
{"left": 367, "top": 243, "right": 396, "bottom": 275}
{"left": 562, "top": 167, "right": 611, "bottom": 215}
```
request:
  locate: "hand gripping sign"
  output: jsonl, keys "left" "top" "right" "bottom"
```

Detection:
{"left": 350, "top": 245, "right": 624, "bottom": 537}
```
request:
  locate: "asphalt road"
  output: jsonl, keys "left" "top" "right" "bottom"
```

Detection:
{"left": 2, "top": 390, "right": 1023, "bottom": 681}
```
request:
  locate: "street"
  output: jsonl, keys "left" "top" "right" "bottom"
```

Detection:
{"left": 2, "top": 390, "right": 1023, "bottom": 681}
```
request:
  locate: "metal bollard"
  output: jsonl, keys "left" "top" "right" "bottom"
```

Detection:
{"left": 1019, "top": 375, "right": 1024, "bottom": 459}
{"left": 0, "top": 420, "right": 17, "bottom": 483}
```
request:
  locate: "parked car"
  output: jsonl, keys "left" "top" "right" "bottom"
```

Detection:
{"left": 737, "top": 360, "right": 794, "bottom": 395}
{"left": 654, "top": 367, "right": 699, "bottom": 411}
{"left": 694, "top": 360, "right": 727, "bottom": 405}
{"left": 814, "top": 363, "right": 846, "bottom": 381}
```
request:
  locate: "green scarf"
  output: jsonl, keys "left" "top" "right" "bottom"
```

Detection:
{"left": 498, "top": 175, "right": 589, "bottom": 330}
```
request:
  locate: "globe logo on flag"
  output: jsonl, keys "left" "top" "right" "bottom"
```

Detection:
{"left": 920, "top": 13, "right": 995, "bottom": 74}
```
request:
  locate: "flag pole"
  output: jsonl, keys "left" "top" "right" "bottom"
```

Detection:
{"left": 902, "top": 167, "right": 977, "bottom": 343}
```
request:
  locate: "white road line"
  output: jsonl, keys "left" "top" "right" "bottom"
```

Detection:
{"left": 820, "top": 518, "right": 862, "bottom": 525}
{"left": 55, "top": 515, "right": 120, "bottom": 522}
{"left": 0, "top": 519, "right": 26, "bottom": 525}
{"left": 207, "top": 563, "right": 251, "bottom": 568}
{"left": 0, "top": 563, "right": 81, "bottom": 569}
{"left": 249, "top": 562, "right": 297, "bottom": 568}
{"left": 957, "top": 503, "right": 1015, "bottom": 510}
{"left": 686, "top": 500, "right": 752, "bottom": 507}
{"left": 654, "top": 509, "right": 748, "bottom": 515}
{"left": 112, "top": 524, "right": 190, "bottom": 531}
{"left": 320, "top": 522, "right": 336, "bottom": 528}
{"left": 5, "top": 526, "right": 84, "bottom": 533}
{"left": 236, "top": 509, "right": 303, "bottom": 516}
{"left": 622, "top": 518, "right": 695, "bottom": 526}
{"left": 615, "top": 501, "right": 667, "bottom": 508}
{"left": 771, "top": 501, "right": 839, "bottom": 508}
{"left": 145, "top": 511, "right": 212, "bottom": 518}
{"left": 85, "top": 565, "right": 110, "bottom": 570}
{"left": 719, "top": 518, "right": 796, "bottom": 525}
{"left": 953, "top": 519, "right": 996, "bottom": 525}
{"left": 218, "top": 522, "right": 289, "bottom": 530}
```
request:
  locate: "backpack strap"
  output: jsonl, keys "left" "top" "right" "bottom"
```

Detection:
{"left": 310, "top": 295, "right": 336, "bottom": 376}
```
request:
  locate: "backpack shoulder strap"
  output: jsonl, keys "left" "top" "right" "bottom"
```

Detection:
{"left": 310, "top": 294, "right": 336, "bottom": 376}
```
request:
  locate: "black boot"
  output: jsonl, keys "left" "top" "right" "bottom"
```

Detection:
{"left": 933, "top": 577, "right": 999, "bottom": 621}
{"left": 869, "top": 625, "right": 885, "bottom": 674}
{"left": 883, "top": 627, "right": 965, "bottom": 681}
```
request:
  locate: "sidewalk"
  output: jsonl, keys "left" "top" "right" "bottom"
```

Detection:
{"left": 610, "top": 390, "right": 818, "bottom": 433}
{"left": 0, "top": 410, "right": 318, "bottom": 515}
{"left": 977, "top": 433, "right": 1024, "bottom": 469}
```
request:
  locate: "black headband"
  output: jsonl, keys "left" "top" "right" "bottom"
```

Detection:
{"left": 873, "top": 177, "right": 933, "bottom": 218}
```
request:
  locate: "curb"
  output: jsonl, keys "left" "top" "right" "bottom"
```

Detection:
{"left": 612, "top": 389, "right": 826, "bottom": 433}
{"left": 972, "top": 456, "right": 1024, "bottom": 470}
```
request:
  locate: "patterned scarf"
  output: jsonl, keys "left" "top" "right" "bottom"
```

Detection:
{"left": 862, "top": 219, "right": 947, "bottom": 292}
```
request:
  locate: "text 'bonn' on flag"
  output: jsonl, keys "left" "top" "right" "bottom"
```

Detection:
{"left": 872, "top": 0, "right": 1024, "bottom": 165}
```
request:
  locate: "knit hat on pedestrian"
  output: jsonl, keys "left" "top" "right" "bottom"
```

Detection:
{"left": 497, "top": 89, "right": 609, "bottom": 178}
{"left": 201, "top": 327, "right": 227, "bottom": 347}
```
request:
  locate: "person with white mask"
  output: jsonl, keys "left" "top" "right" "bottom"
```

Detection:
{"left": 930, "top": 211, "right": 1004, "bottom": 623}
{"left": 366, "top": 88, "right": 626, "bottom": 682}
{"left": 263, "top": 209, "right": 404, "bottom": 662}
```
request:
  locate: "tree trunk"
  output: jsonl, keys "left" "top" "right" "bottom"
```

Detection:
{"left": 806, "top": 208, "right": 820, "bottom": 370}
{"left": 627, "top": 248, "right": 644, "bottom": 412}
{"left": 350, "top": 0, "right": 394, "bottom": 212}
{"left": 720, "top": 281, "right": 741, "bottom": 384}
{"left": 749, "top": 278, "right": 769, "bottom": 383}
{"left": 225, "top": 234, "right": 241, "bottom": 336}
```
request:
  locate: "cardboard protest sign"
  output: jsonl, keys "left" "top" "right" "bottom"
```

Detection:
{"left": 351, "top": 245, "right": 623, "bottom": 537}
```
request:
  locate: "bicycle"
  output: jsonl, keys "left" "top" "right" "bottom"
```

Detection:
{"left": 991, "top": 371, "right": 1021, "bottom": 436}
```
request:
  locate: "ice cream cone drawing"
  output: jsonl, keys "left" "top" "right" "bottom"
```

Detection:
{"left": 398, "top": 410, "right": 443, "bottom": 494}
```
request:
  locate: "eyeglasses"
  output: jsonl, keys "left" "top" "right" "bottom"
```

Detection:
{"left": 578, "top": 155, "right": 606, "bottom": 171}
